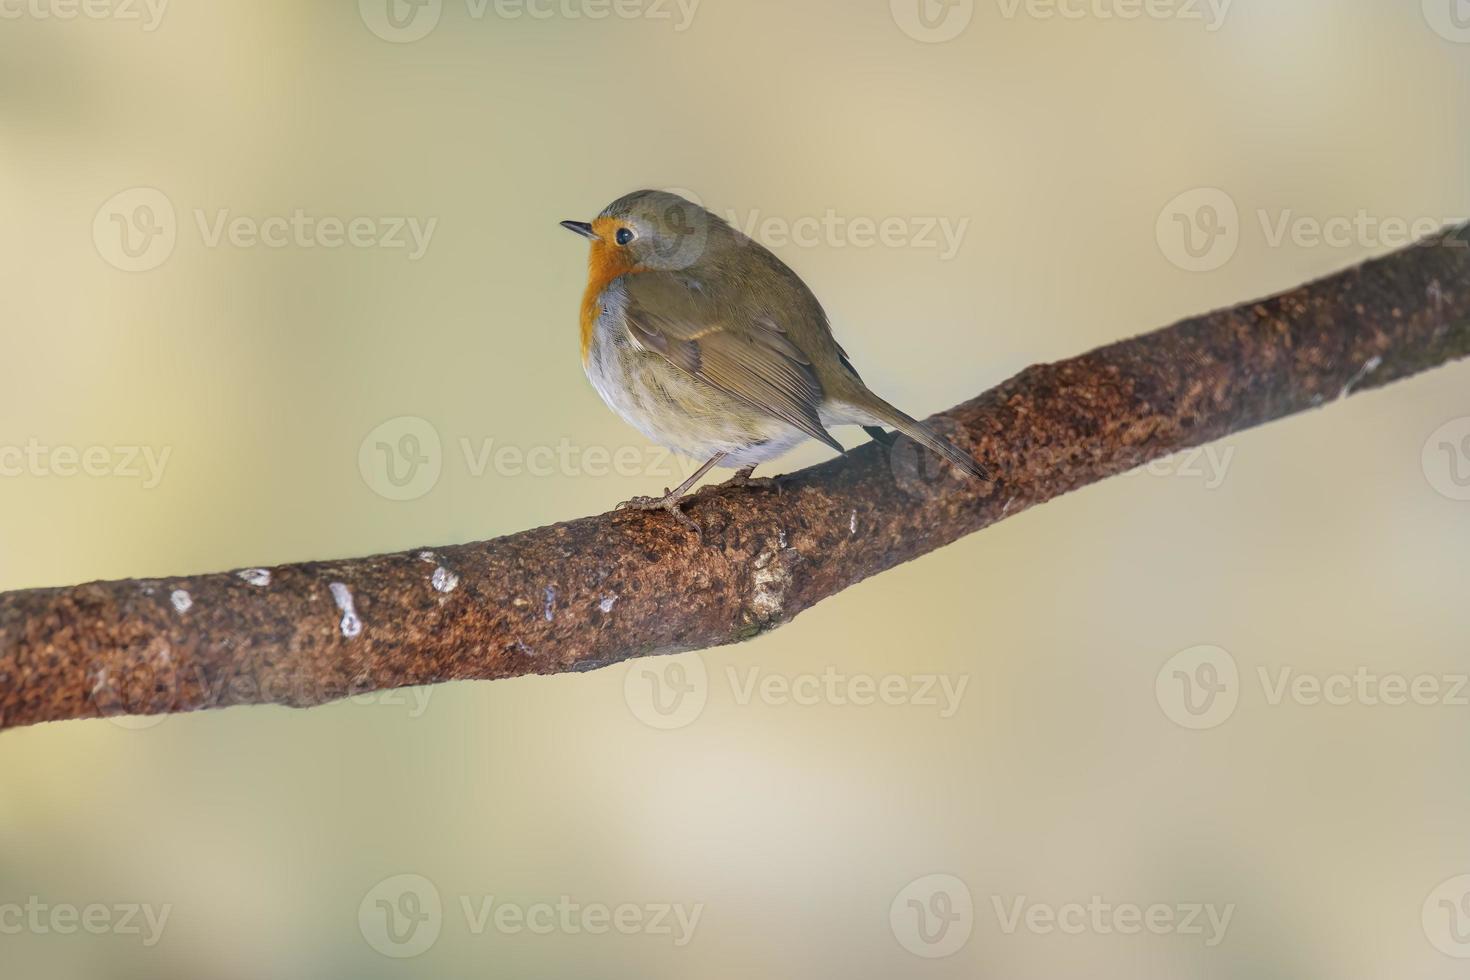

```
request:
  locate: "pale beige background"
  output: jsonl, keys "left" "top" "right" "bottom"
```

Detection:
{"left": 1, "top": 0, "right": 1468, "bottom": 976}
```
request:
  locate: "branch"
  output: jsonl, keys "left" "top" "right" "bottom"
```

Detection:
{"left": 4, "top": 226, "right": 1469, "bottom": 731}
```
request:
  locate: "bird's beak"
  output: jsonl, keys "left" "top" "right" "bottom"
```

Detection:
{"left": 560, "top": 220, "right": 599, "bottom": 241}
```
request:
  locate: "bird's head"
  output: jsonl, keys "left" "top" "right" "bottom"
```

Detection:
{"left": 561, "top": 190, "right": 723, "bottom": 276}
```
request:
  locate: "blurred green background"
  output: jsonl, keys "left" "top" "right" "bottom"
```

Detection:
{"left": 2, "top": 0, "right": 1469, "bottom": 976}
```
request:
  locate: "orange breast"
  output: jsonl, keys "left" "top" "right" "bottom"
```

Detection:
{"left": 579, "top": 217, "right": 644, "bottom": 363}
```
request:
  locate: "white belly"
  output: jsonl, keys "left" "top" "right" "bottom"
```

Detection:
{"left": 583, "top": 281, "right": 815, "bottom": 468}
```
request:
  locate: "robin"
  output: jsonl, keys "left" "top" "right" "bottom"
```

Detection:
{"left": 562, "top": 190, "right": 989, "bottom": 530}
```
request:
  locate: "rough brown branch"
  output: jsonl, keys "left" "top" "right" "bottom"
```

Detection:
{"left": 4, "top": 227, "right": 1469, "bottom": 731}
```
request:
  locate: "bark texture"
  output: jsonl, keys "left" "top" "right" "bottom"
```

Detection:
{"left": 3, "top": 226, "right": 1469, "bottom": 730}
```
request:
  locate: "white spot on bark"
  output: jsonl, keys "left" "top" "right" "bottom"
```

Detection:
{"left": 432, "top": 567, "right": 459, "bottom": 593}
{"left": 330, "top": 582, "right": 362, "bottom": 638}
{"left": 777, "top": 528, "right": 788, "bottom": 549}
{"left": 544, "top": 586, "right": 556, "bottom": 621}
{"left": 238, "top": 568, "right": 271, "bottom": 587}
{"left": 1001, "top": 496, "right": 1015, "bottom": 516}
{"left": 599, "top": 595, "right": 617, "bottom": 613}
{"left": 1339, "top": 356, "right": 1383, "bottom": 399}
{"left": 91, "top": 669, "right": 108, "bottom": 695}
{"left": 751, "top": 550, "right": 791, "bottom": 620}
{"left": 848, "top": 510, "right": 857, "bottom": 536}
{"left": 170, "top": 589, "right": 192, "bottom": 613}
{"left": 417, "top": 551, "right": 437, "bottom": 564}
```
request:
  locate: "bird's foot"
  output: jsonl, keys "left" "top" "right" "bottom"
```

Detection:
{"left": 616, "top": 490, "right": 701, "bottom": 534}
{"left": 718, "top": 466, "right": 780, "bottom": 493}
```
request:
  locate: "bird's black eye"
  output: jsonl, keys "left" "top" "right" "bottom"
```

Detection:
{"left": 615, "top": 227, "right": 635, "bottom": 246}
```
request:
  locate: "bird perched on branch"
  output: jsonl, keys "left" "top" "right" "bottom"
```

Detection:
{"left": 562, "top": 190, "right": 989, "bottom": 530}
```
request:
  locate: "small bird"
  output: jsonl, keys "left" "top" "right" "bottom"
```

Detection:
{"left": 562, "top": 190, "right": 989, "bottom": 529}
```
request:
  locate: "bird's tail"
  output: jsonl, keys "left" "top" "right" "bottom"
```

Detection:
{"left": 842, "top": 392, "right": 991, "bottom": 482}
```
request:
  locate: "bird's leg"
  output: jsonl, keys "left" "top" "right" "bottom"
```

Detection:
{"left": 616, "top": 452, "right": 728, "bottom": 533}
{"left": 863, "top": 425, "right": 898, "bottom": 448}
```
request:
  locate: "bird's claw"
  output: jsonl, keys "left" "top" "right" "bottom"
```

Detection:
{"left": 616, "top": 492, "right": 702, "bottom": 534}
